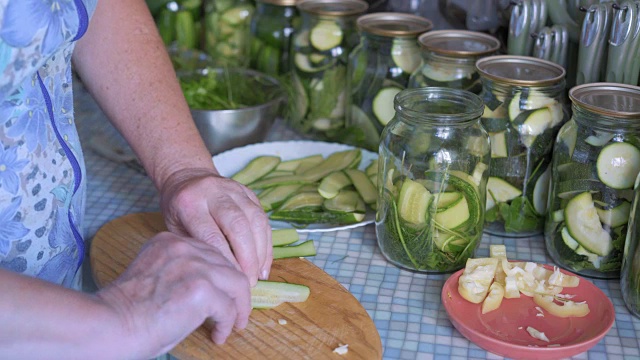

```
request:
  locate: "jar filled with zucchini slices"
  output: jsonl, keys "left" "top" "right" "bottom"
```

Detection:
{"left": 288, "top": 0, "right": 369, "bottom": 141}
{"left": 477, "top": 56, "right": 567, "bottom": 238}
{"left": 546, "top": 83, "right": 640, "bottom": 279}
{"left": 203, "top": 0, "right": 254, "bottom": 67}
{"left": 408, "top": 30, "right": 501, "bottom": 94}
{"left": 376, "top": 87, "right": 490, "bottom": 273}
{"left": 622, "top": 172, "right": 640, "bottom": 318}
{"left": 249, "top": 0, "right": 299, "bottom": 76}
{"left": 346, "top": 12, "right": 433, "bottom": 152}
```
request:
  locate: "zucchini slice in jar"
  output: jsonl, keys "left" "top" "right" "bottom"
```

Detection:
{"left": 373, "top": 87, "right": 402, "bottom": 126}
{"left": 489, "top": 131, "right": 508, "bottom": 158}
{"left": 564, "top": 191, "right": 612, "bottom": 256}
{"left": 310, "top": 20, "right": 342, "bottom": 51}
{"left": 596, "top": 142, "right": 640, "bottom": 189}
{"left": 596, "top": 201, "right": 631, "bottom": 228}
{"left": 532, "top": 165, "right": 552, "bottom": 215}
{"left": 486, "top": 177, "right": 522, "bottom": 210}
{"left": 397, "top": 178, "right": 432, "bottom": 224}
{"left": 391, "top": 38, "right": 421, "bottom": 74}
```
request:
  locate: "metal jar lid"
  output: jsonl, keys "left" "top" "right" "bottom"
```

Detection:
{"left": 356, "top": 12, "right": 433, "bottom": 38}
{"left": 418, "top": 30, "right": 500, "bottom": 57}
{"left": 257, "top": 0, "right": 298, "bottom": 6}
{"left": 476, "top": 55, "right": 566, "bottom": 87}
{"left": 297, "top": 0, "right": 369, "bottom": 17}
{"left": 569, "top": 83, "right": 640, "bottom": 119}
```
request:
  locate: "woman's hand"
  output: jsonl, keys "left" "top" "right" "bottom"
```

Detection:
{"left": 98, "top": 231, "right": 251, "bottom": 358}
{"left": 159, "top": 168, "right": 273, "bottom": 287}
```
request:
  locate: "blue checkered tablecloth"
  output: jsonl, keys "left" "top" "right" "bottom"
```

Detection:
{"left": 75, "top": 84, "right": 640, "bottom": 360}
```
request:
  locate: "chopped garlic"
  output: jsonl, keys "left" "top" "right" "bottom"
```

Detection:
{"left": 526, "top": 326, "right": 550, "bottom": 342}
{"left": 555, "top": 293, "right": 576, "bottom": 299}
{"left": 333, "top": 344, "right": 349, "bottom": 355}
{"left": 278, "top": 319, "right": 287, "bottom": 325}
{"left": 524, "top": 262, "right": 537, "bottom": 273}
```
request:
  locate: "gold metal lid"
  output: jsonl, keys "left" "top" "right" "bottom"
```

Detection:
{"left": 356, "top": 12, "right": 433, "bottom": 38}
{"left": 569, "top": 83, "right": 640, "bottom": 118}
{"left": 418, "top": 30, "right": 500, "bottom": 56}
{"left": 297, "top": 0, "right": 368, "bottom": 17}
{"left": 476, "top": 55, "right": 566, "bottom": 86}
{"left": 257, "top": 0, "right": 298, "bottom": 6}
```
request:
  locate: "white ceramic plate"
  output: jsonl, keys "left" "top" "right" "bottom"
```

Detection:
{"left": 213, "top": 141, "right": 378, "bottom": 232}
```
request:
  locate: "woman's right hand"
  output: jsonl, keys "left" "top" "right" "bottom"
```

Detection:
{"left": 96, "top": 231, "right": 251, "bottom": 359}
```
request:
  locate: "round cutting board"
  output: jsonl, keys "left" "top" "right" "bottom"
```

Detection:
{"left": 90, "top": 212, "right": 382, "bottom": 360}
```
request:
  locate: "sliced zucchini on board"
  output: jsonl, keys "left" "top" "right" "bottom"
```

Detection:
{"left": 596, "top": 201, "right": 631, "bottom": 228}
{"left": 251, "top": 280, "right": 310, "bottom": 309}
{"left": 596, "top": 142, "right": 640, "bottom": 189}
{"left": 397, "top": 178, "right": 432, "bottom": 224}
{"left": 373, "top": 87, "right": 402, "bottom": 126}
{"left": 271, "top": 228, "right": 300, "bottom": 247}
{"left": 310, "top": 20, "right": 343, "bottom": 51}
{"left": 564, "top": 191, "right": 613, "bottom": 256}
{"left": 532, "top": 165, "right": 551, "bottom": 215}
{"left": 232, "top": 156, "right": 281, "bottom": 185}
{"left": 489, "top": 131, "right": 508, "bottom": 158}
{"left": 486, "top": 177, "right": 522, "bottom": 210}
{"left": 273, "top": 240, "right": 317, "bottom": 259}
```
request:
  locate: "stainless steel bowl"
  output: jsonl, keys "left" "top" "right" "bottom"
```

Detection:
{"left": 181, "top": 68, "right": 286, "bottom": 155}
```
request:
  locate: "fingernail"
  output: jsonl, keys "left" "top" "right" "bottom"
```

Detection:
{"left": 261, "top": 269, "right": 269, "bottom": 280}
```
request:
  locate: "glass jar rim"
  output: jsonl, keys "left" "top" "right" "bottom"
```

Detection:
{"left": 394, "top": 87, "right": 484, "bottom": 123}
{"left": 570, "top": 83, "right": 640, "bottom": 119}
{"left": 297, "top": 0, "right": 368, "bottom": 17}
{"left": 257, "top": 0, "right": 298, "bottom": 6}
{"left": 418, "top": 30, "right": 500, "bottom": 57}
{"left": 476, "top": 55, "right": 565, "bottom": 86}
{"left": 356, "top": 12, "right": 433, "bottom": 38}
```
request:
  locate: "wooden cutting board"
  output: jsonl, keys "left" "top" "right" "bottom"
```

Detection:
{"left": 90, "top": 212, "right": 382, "bottom": 360}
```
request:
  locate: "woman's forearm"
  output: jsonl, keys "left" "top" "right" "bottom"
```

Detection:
{"left": 0, "top": 270, "right": 128, "bottom": 359}
{"left": 72, "top": 0, "right": 216, "bottom": 190}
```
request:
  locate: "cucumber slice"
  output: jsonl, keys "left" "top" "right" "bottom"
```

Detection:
{"left": 273, "top": 240, "right": 317, "bottom": 259}
{"left": 596, "top": 142, "right": 640, "bottom": 189}
{"left": 521, "top": 90, "right": 557, "bottom": 110}
{"left": 486, "top": 177, "right": 522, "bottom": 210}
{"left": 471, "top": 162, "right": 488, "bottom": 187}
{"left": 272, "top": 228, "right": 299, "bottom": 247}
{"left": 293, "top": 155, "right": 325, "bottom": 175}
{"left": 435, "top": 192, "right": 463, "bottom": 210}
{"left": 435, "top": 196, "right": 470, "bottom": 229}
{"left": 294, "top": 53, "right": 336, "bottom": 73}
{"left": 373, "top": 87, "right": 401, "bottom": 126}
{"left": 258, "top": 184, "right": 304, "bottom": 212}
{"left": 365, "top": 158, "right": 379, "bottom": 177}
{"left": 300, "top": 149, "right": 362, "bottom": 182}
{"left": 420, "top": 62, "right": 474, "bottom": 82}
{"left": 489, "top": 131, "right": 508, "bottom": 158}
{"left": 231, "top": 156, "right": 281, "bottom": 185}
{"left": 344, "top": 168, "right": 377, "bottom": 205}
{"left": 532, "top": 165, "right": 552, "bottom": 215}
{"left": 518, "top": 108, "right": 552, "bottom": 137}
{"left": 278, "top": 191, "right": 325, "bottom": 211}
{"left": 310, "top": 20, "right": 342, "bottom": 51}
{"left": 425, "top": 171, "right": 481, "bottom": 230}
{"left": 585, "top": 131, "right": 615, "bottom": 147}
{"left": 391, "top": 38, "right": 421, "bottom": 74}
{"left": 270, "top": 209, "right": 365, "bottom": 224}
{"left": 564, "top": 192, "right": 612, "bottom": 256}
{"left": 276, "top": 155, "right": 323, "bottom": 173}
{"left": 397, "top": 178, "right": 432, "bottom": 224}
{"left": 323, "top": 190, "right": 366, "bottom": 213}
{"left": 575, "top": 246, "right": 601, "bottom": 268}
{"left": 551, "top": 209, "right": 564, "bottom": 222}
{"left": 251, "top": 280, "right": 310, "bottom": 309}
{"left": 318, "top": 171, "right": 352, "bottom": 199}
{"left": 560, "top": 227, "right": 579, "bottom": 250}
{"left": 508, "top": 91, "right": 524, "bottom": 121}
{"left": 596, "top": 201, "right": 631, "bottom": 228}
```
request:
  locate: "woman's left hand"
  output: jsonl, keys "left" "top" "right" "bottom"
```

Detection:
{"left": 159, "top": 168, "right": 272, "bottom": 286}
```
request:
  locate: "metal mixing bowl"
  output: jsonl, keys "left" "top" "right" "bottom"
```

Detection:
{"left": 179, "top": 67, "right": 286, "bottom": 155}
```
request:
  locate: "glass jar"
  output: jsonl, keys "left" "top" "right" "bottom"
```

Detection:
{"left": 154, "top": 0, "right": 203, "bottom": 50}
{"left": 477, "top": 56, "right": 568, "bottom": 238}
{"left": 203, "top": 0, "right": 254, "bottom": 67}
{"left": 376, "top": 87, "right": 490, "bottom": 273}
{"left": 546, "top": 83, "right": 640, "bottom": 279}
{"left": 249, "top": 0, "right": 299, "bottom": 76}
{"left": 346, "top": 12, "right": 433, "bottom": 152}
{"left": 288, "top": 0, "right": 369, "bottom": 141}
{"left": 408, "top": 30, "right": 501, "bottom": 94}
{"left": 623, "top": 176, "right": 640, "bottom": 318}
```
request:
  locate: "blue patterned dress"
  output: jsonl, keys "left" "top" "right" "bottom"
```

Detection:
{"left": 0, "top": 0, "right": 98, "bottom": 289}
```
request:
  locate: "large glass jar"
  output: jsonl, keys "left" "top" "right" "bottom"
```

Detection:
{"left": 546, "top": 83, "right": 640, "bottom": 279}
{"left": 408, "top": 30, "right": 501, "bottom": 94}
{"left": 288, "top": 0, "right": 368, "bottom": 141}
{"left": 346, "top": 12, "right": 433, "bottom": 151}
{"left": 203, "top": 0, "right": 254, "bottom": 67}
{"left": 477, "top": 56, "right": 568, "bottom": 237}
{"left": 622, "top": 172, "right": 640, "bottom": 318}
{"left": 249, "top": 0, "right": 299, "bottom": 76}
{"left": 376, "top": 87, "right": 490, "bottom": 273}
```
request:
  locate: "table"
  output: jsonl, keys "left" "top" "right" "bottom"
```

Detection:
{"left": 74, "top": 85, "right": 640, "bottom": 360}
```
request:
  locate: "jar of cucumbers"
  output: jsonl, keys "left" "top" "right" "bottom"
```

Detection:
{"left": 346, "top": 12, "right": 433, "bottom": 151}
{"left": 546, "top": 83, "right": 640, "bottom": 279}
{"left": 203, "top": 0, "right": 254, "bottom": 67}
{"left": 376, "top": 87, "right": 490, "bottom": 273}
{"left": 150, "top": 0, "right": 204, "bottom": 50}
{"left": 408, "top": 30, "right": 501, "bottom": 94}
{"left": 249, "top": 0, "right": 299, "bottom": 76}
{"left": 476, "top": 56, "right": 567, "bottom": 238}
{"left": 623, "top": 176, "right": 640, "bottom": 318}
{"left": 288, "top": 0, "right": 368, "bottom": 141}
